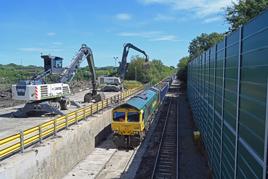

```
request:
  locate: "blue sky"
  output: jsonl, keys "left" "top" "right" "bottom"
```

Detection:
{"left": 0, "top": 0, "right": 235, "bottom": 67}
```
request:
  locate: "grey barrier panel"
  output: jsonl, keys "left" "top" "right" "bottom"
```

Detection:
{"left": 187, "top": 9, "right": 268, "bottom": 179}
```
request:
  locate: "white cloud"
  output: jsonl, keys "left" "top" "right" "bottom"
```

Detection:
{"left": 47, "top": 32, "right": 56, "bottom": 36}
{"left": 151, "top": 35, "right": 179, "bottom": 41}
{"left": 154, "top": 14, "right": 175, "bottom": 21}
{"left": 18, "top": 47, "right": 63, "bottom": 52}
{"left": 117, "top": 31, "right": 161, "bottom": 38}
{"left": 118, "top": 31, "right": 179, "bottom": 42}
{"left": 115, "top": 13, "right": 132, "bottom": 21}
{"left": 18, "top": 48, "right": 44, "bottom": 52}
{"left": 203, "top": 16, "right": 222, "bottom": 23}
{"left": 139, "top": 0, "right": 235, "bottom": 18}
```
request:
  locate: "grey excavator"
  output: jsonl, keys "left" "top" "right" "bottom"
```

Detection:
{"left": 99, "top": 43, "right": 149, "bottom": 92}
{"left": 12, "top": 44, "right": 102, "bottom": 117}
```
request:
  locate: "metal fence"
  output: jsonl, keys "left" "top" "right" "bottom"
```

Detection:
{"left": 0, "top": 87, "right": 143, "bottom": 160}
{"left": 187, "top": 10, "right": 268, "bottom": 179}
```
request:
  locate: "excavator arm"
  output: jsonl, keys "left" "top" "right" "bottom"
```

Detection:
{"left": 118, "top": 43, "right": 149, "bottom": 80}
{"left": 59, "top": 44, "right": 98, "bottom": 96}
{"left": 81, "top": 44, "right": 98, "bottom": 96}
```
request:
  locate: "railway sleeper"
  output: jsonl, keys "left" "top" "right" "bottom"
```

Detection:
{"left": 157, "top": 169, "right": 173, "bottom": 174}
{"left": 156, "top": 173, "right": 173, "bottom": 178}
{"left": 158, "top": 161, "right": 173, "bottom": 165}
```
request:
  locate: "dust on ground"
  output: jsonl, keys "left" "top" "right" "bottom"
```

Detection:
{"left": 0, "top": 88, "right": 23, "bottom": 108}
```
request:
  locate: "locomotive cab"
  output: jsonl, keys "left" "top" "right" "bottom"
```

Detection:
{"left": 112, "top": 107, "right": 144, "bottom": 136}
{"left": 111, "top": 89, "right": 164, "bottom": 148}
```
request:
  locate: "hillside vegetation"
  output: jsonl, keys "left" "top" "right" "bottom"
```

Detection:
{"left": 0, "top": 56, "right": 174, "bottom": 90}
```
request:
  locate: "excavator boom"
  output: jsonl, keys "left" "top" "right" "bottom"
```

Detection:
{"left": 118, "top": 43, "right": 148, "bottom": 80}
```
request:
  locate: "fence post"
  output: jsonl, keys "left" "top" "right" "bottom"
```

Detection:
{"left": 65, "top": 116, "right": 69, "bottom": 129}
{"left": 220, "top": 36, "right": 227, "bottom": 177}
{"left": 39, "top": 125, "right": 42, "bottom": 143}
{"left": 83, "top": 108, "right": 86, "bottom": 120}
{"left": 211, "top": 44, "right": 217, "bottom": 170}
{"left": 75, "top": 112, "right": 78, "bottom": 125}
{"left": 263, "top": 78, "right": 268, "bottom": 179}
{"left": 234, "top": 26, "right": 242, "bottom": 179}
{"left": 20, "top": 130, "right": 24, "bottom": 153}
{"left": 53, "top": 119, "right": 57, "bottom": 136}
{"left": 90, "top": 105, "right": 93, "bottom": 116}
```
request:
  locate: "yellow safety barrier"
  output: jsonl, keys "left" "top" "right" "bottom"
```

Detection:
{"left": 0, "top": 87, "right": 144, "bottom": 160}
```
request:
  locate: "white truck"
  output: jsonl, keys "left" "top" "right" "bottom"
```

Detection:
{"left": 98, "top": 76, "right": 122, "bottom": 92}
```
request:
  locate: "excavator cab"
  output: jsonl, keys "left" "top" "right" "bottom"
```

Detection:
{"left": 42, "top": 55, "right": 64, "bottom": 74}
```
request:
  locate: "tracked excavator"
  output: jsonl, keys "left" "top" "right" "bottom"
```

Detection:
{"left": 99, "top": 43, "right": 149, "bottom": 92}
{"left": 12, "top": 44, "right": 102, "bottom": 117}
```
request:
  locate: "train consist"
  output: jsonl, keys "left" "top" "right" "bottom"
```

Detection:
{"left": 111, "top": 80, "right": 170, "bottom": 148}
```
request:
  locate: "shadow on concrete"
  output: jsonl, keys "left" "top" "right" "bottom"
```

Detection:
{"left": 95, "top": 124, "right": 114, "bottom": 148}
{"left": 0, "top": 110, "right": 54, "bottom": 118}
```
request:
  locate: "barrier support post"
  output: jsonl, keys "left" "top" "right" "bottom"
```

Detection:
{"left": 20, "top": 130, "right": 24, "bottom": 153}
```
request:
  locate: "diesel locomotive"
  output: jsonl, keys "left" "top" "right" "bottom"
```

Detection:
{"left": 111, "top": 81, "right": 169, "bottom": 148}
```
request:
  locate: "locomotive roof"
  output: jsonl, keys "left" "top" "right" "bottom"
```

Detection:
{"left": 114, "top": 89, "right": 157, "bottom": 111}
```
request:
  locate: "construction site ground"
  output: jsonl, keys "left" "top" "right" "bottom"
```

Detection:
{"left": 0, "top": 90, "right": 119, "bottom": 138}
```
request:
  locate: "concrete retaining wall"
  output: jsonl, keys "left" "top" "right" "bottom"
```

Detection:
{"left": 0, "top": 108, "right": 113, "bottom": 179}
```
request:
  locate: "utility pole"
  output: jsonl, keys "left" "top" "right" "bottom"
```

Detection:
{"left": 113, "top": 57, "right": 118, "bottom": 72}
{"left": 113, "top": 57, "right": 118, "bottom": 66}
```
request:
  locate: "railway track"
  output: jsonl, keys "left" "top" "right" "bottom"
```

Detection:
{"left": 151, "top": 96, "right": 178, "bottom": 179}
{"left": 135, "top": 85, "right": 179, "bottom": 179}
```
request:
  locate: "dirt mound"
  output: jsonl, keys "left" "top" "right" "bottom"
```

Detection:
{"left": 69, "top": 80, "right": 92, "bottom": 93}
{"left": 0, "top": 89, "right": 23, "bottom": 108}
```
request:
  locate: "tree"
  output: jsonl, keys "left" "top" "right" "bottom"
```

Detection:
{"left": 125, "top": 57, "right": 149, "bottom": 83}
{"left": 226, "top": 0, "right": 268, "bottom": 31}
{"left": 176, "top": 56, "right": 190, "bottom": 83}
{"left": 177, "top": 56, "right": 190, "bottom": 71}
{"left": 188, "top": 33, "right": 224, "bottom": 59}
{"left": 125, "top": 56, "right": 174, "bottom": 84}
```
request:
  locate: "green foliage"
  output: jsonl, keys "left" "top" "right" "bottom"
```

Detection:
{"left": 176, "top": 56, "right": 190, "bottom": 82}
{"left": 180, "top": 32, "right": 223, "bottom": 83}
{"left": 0, "top": 63, "right": 115, "bottom": 90}
{"left": 226, "top": 0, "right": 268, "bottom": 31}
{"left": 125, "top": 56, "right": 175, "bottom": 84}
{"left": 188, "top": 32, "right": 224, "bottom": 59}
{"left": 0, "top": 63, "right": 42, "bottom": 86}
{"left": 70, "top": 66, "right": 115, "bottom": 81}
{"left": 123, "top": 80, "right": 143, "bottom": 89}
{"left": 177, "top": 56, "right": 190, "bottom": 71}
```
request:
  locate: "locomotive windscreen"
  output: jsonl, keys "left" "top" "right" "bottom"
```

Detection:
{"left": 127, "top": 112, "right": 139, "bottom": 122}
{"left": 113, "top": 112, "right": 125, "bottom": 122}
